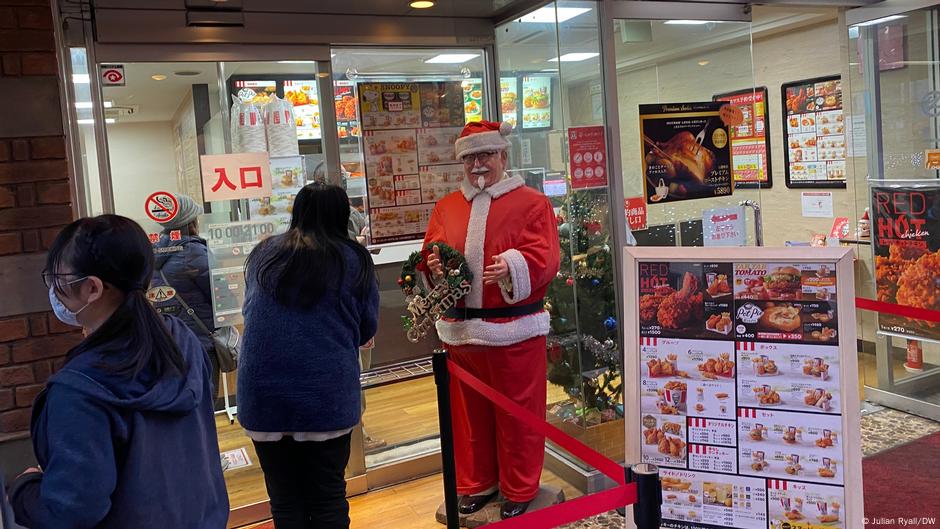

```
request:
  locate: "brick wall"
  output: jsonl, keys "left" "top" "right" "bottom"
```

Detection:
{"left": 0, "top": 0, "right": 77, "bottom": 436}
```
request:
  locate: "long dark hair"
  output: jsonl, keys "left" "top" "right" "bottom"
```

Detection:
{"left": 246, "top": 184, "right": 375, "bottom": 309}
{"left": 47, "top": 215, "right": 187, "bottom": 379}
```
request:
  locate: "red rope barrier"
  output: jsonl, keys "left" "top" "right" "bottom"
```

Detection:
{"left": 447, "top": 361, "right": 627, "bottom": 485}
{"left": 855, "top": 297, "right": 940, "bottom": 324}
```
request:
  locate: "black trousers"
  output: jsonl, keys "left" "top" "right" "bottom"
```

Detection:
{"left": 253, "top": 434, "right": 352, "bottom": 529}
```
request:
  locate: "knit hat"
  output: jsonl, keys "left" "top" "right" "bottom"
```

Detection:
{"left": 162, "top": 194, "right": 202, "bottom": 231}
{"left": 454, "top": 120, "right": 512, "bottom": 160}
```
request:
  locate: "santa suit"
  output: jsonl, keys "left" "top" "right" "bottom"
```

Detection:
{"left": 423, "top": 173, "right": 560, "bottom": 503}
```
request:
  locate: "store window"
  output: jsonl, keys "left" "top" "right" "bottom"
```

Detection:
{"left": 848, "top": 7, "right": 940, "bottom": 418}
{"left": 498, "top": 1, "right": 624, "bottom": 485}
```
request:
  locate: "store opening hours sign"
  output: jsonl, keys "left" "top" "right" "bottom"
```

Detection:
{"left": 200, "top": 152, "right": 272, "bottom": 202}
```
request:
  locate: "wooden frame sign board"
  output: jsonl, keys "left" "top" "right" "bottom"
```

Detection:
{"left": 622, "top": 247, "right": 861, "bottom": 529}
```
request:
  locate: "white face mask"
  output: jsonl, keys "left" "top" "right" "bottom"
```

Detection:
{"left": 48, "top": 277, "right": 90, "bottom": 327}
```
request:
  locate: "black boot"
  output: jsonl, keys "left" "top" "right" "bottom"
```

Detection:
{"left": 458, "top": 491, "right": 497, "bottom": 515}
{"left": 500, "top": 500, "right": 531, "bottom": 519}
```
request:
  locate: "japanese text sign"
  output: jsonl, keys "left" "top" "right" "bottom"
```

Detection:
{"left": 624, "top": 196, "right": 648, "bottom": 231}
{"left": 568, "top": 126, "right": 608, "bottom": 190}
{"left": 703, "top": 206, "right": 747, "bottom": 246}
{"left": 200, "top": 153, "right": 272, "bottom": 202}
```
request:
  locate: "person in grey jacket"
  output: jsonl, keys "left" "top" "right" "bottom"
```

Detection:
{"left": 149, "top": 194, "right": 220, "bottom": 398}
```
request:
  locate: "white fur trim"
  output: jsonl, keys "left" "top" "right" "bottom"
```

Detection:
{"left": 436, "top": 311, "right": 550, "bottom": 347}
{"left": 498, "top": 249, "right": 531, "bottom": 304}
{"left": 455, "top": 130, "right": 512, "bottom": 160}
{"left": 460, "top": 174, "right": 524, "bottom": 201}
{"left": 464, "top": 193, "right": 491, "bottom": 308}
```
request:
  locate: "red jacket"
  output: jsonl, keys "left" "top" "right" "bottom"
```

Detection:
{"left": 423, "top": 174, "right": 560, "bottom": 347}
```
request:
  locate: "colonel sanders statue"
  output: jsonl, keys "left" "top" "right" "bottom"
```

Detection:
{"left": 423, "top": 120, "right": 560, "bottom": 519}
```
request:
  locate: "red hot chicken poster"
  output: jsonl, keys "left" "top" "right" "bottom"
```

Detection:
{"left": 871, "top": 183, "right": 940, "bottom": 340}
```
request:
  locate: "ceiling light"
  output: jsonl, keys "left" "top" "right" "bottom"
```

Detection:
{"left": 72, "top": 74, "right": 89, "bottom": 84}
{"left": 548, "top": 53, "right": 599, "bottom": 62}
{"left": 541, "top": 68, "right": 559, "bottom": 72}
{"left": 410, "top": 0, "right": 435, "bottom": 8}
{"left": 278, "top": 60, "right": 317, "bottom": 64}
{"left": 854, "top": 15, "right": 906, "bottom": 27}
{"left": 174, "top": 71, "right": 201, "bottom": 76}
{"left": 74, "top": 101, "right": 113, "bottom": 109}
{"left": 76, "top": 118, "right": 115, "bottom": 125}
{"left": 425, "top": 53, "right": 479, "bottom": 64}
{"left": 698, "top": 60, "right": 710, "bottom": 66}
{"left": 151, "top": 74, "right": 167, "bottom": 81}
{"left": 519, "top": 7, "right": 590, "bottom": 23}
{"left": 664, "top": 20, "right": 710, "bottom": 25}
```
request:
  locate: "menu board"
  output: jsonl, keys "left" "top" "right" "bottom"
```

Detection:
{"left": 521, "top": 75, "right": 552, "bottom": 130}
{"left": 248, "top": 155, "right": 305, "bottom": 233}
{"left": 626, "top": 248, "right": 861, "bottom": 529}
{"left": 360, "top": 81, "right": 469, "bottom": 245}
{"left": 871, "top": 182, "right": 940, "bottom": 341}
{"left": 283, "top": 80, "right": 321, "bottom": 141}
{"left": 334, "top": 81, "right": 360, "bottom": 141}
{"left": 782, "top": 76, "right": 847, "bottom": 188}
{"left": 500, "top": 77, "right": 519, "bottom": 129}
{"left": 359, "top": 83, "right": 421, "bottom": 131}
{"left": 639, "top": 102, "right": 733, "bottom": 205}
{"left": 714, "top": 88, "right": 772, "bottom": 188}
{"left": 233, "top": 80, "right": 276, "bottom": 104}
{"left": 461, "top": 79, "right": 484, "bottom": 123}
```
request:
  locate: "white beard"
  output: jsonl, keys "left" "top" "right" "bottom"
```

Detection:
{"left": 477, "top": 175, "right": 486, "bottom": 189}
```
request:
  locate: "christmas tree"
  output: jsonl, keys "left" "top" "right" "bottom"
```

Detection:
{"left": 546, "top": 189, "right": 623, "bottom": 426}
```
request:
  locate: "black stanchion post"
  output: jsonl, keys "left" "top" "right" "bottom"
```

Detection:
{"left": 631, "top": 463, "right": 662, "bottom": 529}
{"left": 433, "top": 349, "right": 460, "bottom": 529}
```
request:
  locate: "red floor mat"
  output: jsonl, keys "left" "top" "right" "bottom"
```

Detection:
{"left": 864, "top": 431, "right": 940, "bottom": 528}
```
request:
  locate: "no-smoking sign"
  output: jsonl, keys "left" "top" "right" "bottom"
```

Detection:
{"left": 145, "top": 192, "right": 178, "bottom": 224}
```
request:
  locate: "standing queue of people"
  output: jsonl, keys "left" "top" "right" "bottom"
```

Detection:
{"left": 7, "top": 183, "right": 380, "bottom": 529}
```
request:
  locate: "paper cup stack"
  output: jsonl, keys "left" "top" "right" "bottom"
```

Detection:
{"left": 264, "top": 96, "right": 300, "bottom": 157}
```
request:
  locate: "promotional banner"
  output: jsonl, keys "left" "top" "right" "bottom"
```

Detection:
{"left": 871, "top": 182, "right": 940, "bottom": 340}
{"left": 639, "top": 102, "right": 733, "bottom": 205}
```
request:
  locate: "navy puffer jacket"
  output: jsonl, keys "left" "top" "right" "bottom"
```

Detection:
{"left": 151, "top": 234, "right": 215, "bottom": 351}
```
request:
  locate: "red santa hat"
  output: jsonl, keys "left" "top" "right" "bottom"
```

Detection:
{"left": 454, "top": 120, "right": 512, "bottom": 160}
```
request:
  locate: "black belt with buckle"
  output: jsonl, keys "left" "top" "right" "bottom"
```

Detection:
{"left": 444, "top": 301, "right": 545, "bottom": 320}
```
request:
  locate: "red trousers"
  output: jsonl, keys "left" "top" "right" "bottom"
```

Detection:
{"left": 447, "top": 335, "right": 547, "bottom": 503}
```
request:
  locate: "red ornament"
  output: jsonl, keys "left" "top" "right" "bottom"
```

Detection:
{"left": 415, "top": 247, "right": 432, "bottom": 274}
{"left": 584, "top": 221, "right": 602, "bottom": 235}
{"left": 397, "top": 278, "right": 404, "bottom": 286}
{"left": 566, "top": 278, "right": 574, "bottom": 286}
{"left": 548, "top": 342, "right": 563, "bottom": 363}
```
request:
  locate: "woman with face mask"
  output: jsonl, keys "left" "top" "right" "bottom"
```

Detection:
{"left": 9, "top": 215, "right": 229, "bottom": 529}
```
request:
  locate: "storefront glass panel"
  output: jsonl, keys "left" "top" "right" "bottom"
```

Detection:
{"left": 848, "top": 6, "right": 940, "bottom": 419}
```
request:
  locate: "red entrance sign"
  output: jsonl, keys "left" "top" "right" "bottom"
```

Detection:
{"left": 568, "top": 126, "right": 608, "bottom": 190}
{"left": 624, "top": 196, "right": 647, "bottom": 231}
{"left": 145, "top": 191, "right": 178, "bottom": 224}
{"left": 200, "top": 152, "right": 272, "bottom": 202}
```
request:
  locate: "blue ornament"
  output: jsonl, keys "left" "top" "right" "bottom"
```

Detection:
{"left": 604, "top": 317, "right": 617, "bottom": 330}
{"left": 591, "top": 278, "right": 601, "bottom": 287}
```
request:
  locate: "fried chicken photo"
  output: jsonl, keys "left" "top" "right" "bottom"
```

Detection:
{"left": 658, "top": 272, "right": 700, "bottom": 329}
{"left": 647, "top": 131, "right": 716, "bottom": 184}
{"left": 640, "top": 285, "right": 676, "bottom": 323}
{"left": 876, "top": 244, "right": 929, "bottom": 302}
{"left": 896, "top": 251, "right": 940, "bottom": 327}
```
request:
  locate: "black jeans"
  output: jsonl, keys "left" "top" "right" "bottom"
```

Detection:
{"left": 253, "top": 434, "right": 352, "bottom": 529}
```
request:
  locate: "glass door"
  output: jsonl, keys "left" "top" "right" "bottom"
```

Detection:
{"left": 611, "top": 16, "right": 765, "bottom": 247}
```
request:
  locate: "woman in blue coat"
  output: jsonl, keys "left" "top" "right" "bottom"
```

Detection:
{"left": 9, "top": 215, "right": 228, "bottom": 529}
{"left": 239, "top": 184, "right": 379, "bottom": 529}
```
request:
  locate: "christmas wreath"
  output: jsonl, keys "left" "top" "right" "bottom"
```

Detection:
{"left": 398, "top": 242, "right": 472, "bottom": 296}
{"left": 399, "top": 242, "right": 473, "bottom": 340}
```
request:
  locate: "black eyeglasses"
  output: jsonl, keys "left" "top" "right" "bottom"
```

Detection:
{"left": 462, "top": 151, "right": 498, "bottom": 164}
{"left": 41, "top": 271, "right": 87, "bottom": 290}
